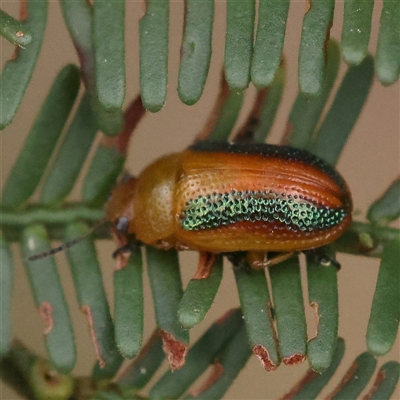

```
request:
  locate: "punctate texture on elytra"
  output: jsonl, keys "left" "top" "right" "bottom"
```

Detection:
{"left": 106, "top": 142, "right": 352, "bottom": 254}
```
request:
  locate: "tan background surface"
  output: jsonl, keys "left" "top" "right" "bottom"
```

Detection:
{"left": 1, "top": 1, "right": 399, "bottom": 399}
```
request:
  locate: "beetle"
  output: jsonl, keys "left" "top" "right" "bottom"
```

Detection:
{"left": 106, "top": 141, "right": 352, "bottom": 269}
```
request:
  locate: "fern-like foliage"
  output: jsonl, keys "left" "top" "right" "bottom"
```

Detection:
{"left": 1, "top": 1, "right": 399, "bottom": 399}
{"left": 1, "top": 0, "right": 400, "bottom": 129}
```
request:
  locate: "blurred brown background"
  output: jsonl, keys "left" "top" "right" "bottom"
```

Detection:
{"left": 1, "top": 1, "right": 399, "bottom": 399}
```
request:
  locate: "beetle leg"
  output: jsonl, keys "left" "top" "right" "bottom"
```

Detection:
{"left": 304, "top": 248, "right": 341, "bottom": 270}
{"left": 112, "top": 243, "right": 131, "bottom": 258}
{"left": 251, "top": 251, "right": 295, "bottom": 269}
{"left": 225, "top": 251, "right": 251, "bottom": 273}
{"left": 246, "top": 251, "right": 266, "bottom": 268}
{"left": 112, "top": 239, "right": 142, "bottom": 259}
{"left": 112, "top": 237, "right": 143, "bottom": 270}
{"left": 193, "top": 252, "right": 215, "bottom": 280}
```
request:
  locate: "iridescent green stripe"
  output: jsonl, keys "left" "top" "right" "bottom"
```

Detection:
{"left": 180, "top": 190, "right": 347, "bottom": 232}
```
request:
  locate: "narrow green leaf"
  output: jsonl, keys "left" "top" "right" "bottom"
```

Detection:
{"left": 82, "top": 146, "right": 125, "bottom": 207}
{"left": 299, "top": 0, "right": 335, "bottom": 95}
{"left": 40, "top": 92, "right": 98, "bottom": 207}
{"left": 139, "top": 0, "right": 169, "bottom": 112}
{"left": 234, "top": 267, "right": 280, "bottom": 370}
{"left": 306, "top": 260, "right": 338, "bottom": 373}
{"left": 5, "top": 341, "right": 37, "bottom": 378}
{"left": 114, "top": 248, "right": 143, "bottom": 359}
{"left": 59, "top": 0, "right": 92, "bottom": 55}
{"left": 367, "top": 239, "right": 400, "bottom": 356}
{"left": 65, "top": 222, "right": 123, "bottom": 379}
{"left": 253, "top": 63, "right": 286, "bottom": 143}
{"left": 178, "top": 0, "right": 214, "bottom": 105}
{"left": 184, "top": 323, "right": 251, "bottom": 400}
{"left": 83, "top": 85, "right": 144, "bottom": 194}
{"left": 367, "top": 178, "right": 400, "bottom": 226}
{"left": 95, "top": 109, "right": 124, "bottom": 137}
{"left": 93, "top": 0, "right": 125, "bottom": 111}
{"left": 146, "top": 247, "right": 189, "bottom": 367}
{"left": 0, "top": 234, "right": 13, "bottom": 355}
{"left": 151, "top": 309, "right": 243, "bottom": 399}
{"left": 207, "top": 91, "right": 244, "bottom": 142}
{"left": 269, "top": 257, "right": 307, "bottom": 365}
{"left": 0, "top": 0, "right": 48, "bottom": 129}
{"left": 117, "top": 332, "right": 164, "bottom": 389}
{"left": 376, "top": 0, "right": 400, "bottom": 85}
{"left": 146, "top": 248, "right": 186, "bottom": 338}
{"left": 290, "top": 338, "right": 345, "bottom": 400}
{"left": 331, "top": 352, "right": 377, "bottom": 400}
{"left": 59, "top": 0, "right": 124, "bottom": 136}
{"left": 0, "top": 9, "right": 33, "bottom": 47}
{"left": 225, "top": 0, "right": 255, "bottom": 90}
{"left": 334, "top": 221, "right": 400, "bottom": 258}
{"left": 2, "top": 64, "right": 80, "bottom": 208}
{"left": 20, "top": 225, "right": 76, "bottom": 373}
{"left": 178, "top": 255, "right": 223, "bottom": 329}
{"left": 309, "top": 55, "right": 374, "bottom": 165}
{"left": 0, "top": 342, "right": 38, "bottom": 400}
{"left": 288, "top": 40, "right": 340, "bottom": 149}
{"left": 251, "top": 0, "right": 289, "bottom": 88}
{"left": 93, "top": 391, "right": 124, "bottom": 400}
{"left": 341, "top": 0, "right": 374, "bottom": 65}
{"left": 369, "top": 361, "right": 400, "bottom": 400}
{"left": 0, "top": 205, "right": 104, "bottom": 228}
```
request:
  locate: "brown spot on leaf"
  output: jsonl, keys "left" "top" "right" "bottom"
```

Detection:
{"left": 326, "top": 361, "right": 359, "bottom": 399}
{"left": 282, "top": 353, "right": 306, "bottom": 366}
{"left": 39, "top": 302, "right": 54, "bottom": 335}
{"left": 160, "top": 330, "right": 188, "bottom": 371}
{"left": 309, "top": 301, "right": 320, "bottom": 340}
{"left": 362, "top": 369, "right": 386, "bottom": 400}
{"left": 280, "top": 369, "right": 319, "bottom": 400}
{"left": 189, "top": 363, "right": 224, "bottom": 397}
{"left": 253, "top": 345, "right": 277, "bottom": 371}
{"left": 81, "top": 305, "right": 106, "bottom": 369}
{"left": 215, "top": 308, "right": 240, "bottom": 325}
{"left": 193, "top": 252, "right": 215, "bottom": 280}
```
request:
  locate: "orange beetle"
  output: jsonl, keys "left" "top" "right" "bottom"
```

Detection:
{"left": 106, "top": 142, "right": 352, "bottom": 268}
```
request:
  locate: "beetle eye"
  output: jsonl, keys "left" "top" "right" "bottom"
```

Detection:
{"left": 115, "top": 216, "right": 129, "bottom": 234}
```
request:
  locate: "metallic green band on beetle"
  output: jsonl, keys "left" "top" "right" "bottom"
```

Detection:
{"left": 180, "top": 190, "right": 347, "bottom": 232}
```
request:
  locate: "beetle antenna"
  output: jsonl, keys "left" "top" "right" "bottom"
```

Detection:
{"left": 27, "top": 219, "right": 108, "bottom": 262}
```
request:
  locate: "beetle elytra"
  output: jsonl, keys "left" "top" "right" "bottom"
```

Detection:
{"left": 106, "top": 142, "right": 352, "bottom": 269}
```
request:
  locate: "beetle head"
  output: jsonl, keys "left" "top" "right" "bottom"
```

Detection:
{"left": 105, "top": 176, "right": 137, "bottom": 236}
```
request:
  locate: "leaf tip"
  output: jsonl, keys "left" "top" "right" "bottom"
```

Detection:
{"left": 253, "top": 345, "right": 278, "bottom": 371}
{"left": 160, "top": 330, "right": 188, "bottom": 371}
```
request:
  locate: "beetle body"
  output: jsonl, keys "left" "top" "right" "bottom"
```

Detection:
{"left": 106, "top": 142, "right": 352, "bottom": 257}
